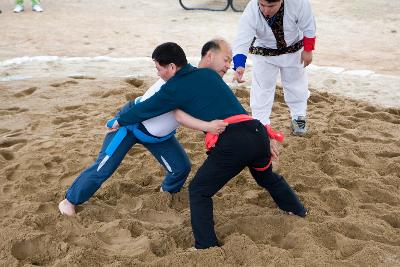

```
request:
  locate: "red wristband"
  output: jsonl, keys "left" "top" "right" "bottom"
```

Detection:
{"left": 303, "top": 36, "right": 316, "bottom": 52}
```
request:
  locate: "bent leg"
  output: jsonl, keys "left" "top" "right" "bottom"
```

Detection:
{"left": 189, "top": 151, "right": 245, "bottom": 249}
{"left": 65, "top": 131, "right": 137, "bottom": 205}
{"left": 250, "top": 166, "right": 307, "bottom": 217}
{"left": 144, "top": 136, "right": 191, "bottom": 193}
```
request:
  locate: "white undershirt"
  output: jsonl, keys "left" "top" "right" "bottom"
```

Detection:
{"left": 140, "top": 78, "right": 180, "bottom": 137}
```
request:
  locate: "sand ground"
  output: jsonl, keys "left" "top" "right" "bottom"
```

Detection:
{"left": 0, "top": 0, "right": 399, "bottom": 266}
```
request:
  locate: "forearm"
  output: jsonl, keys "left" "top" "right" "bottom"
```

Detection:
{"left": 117, "top": 89, "right": 177, "bottom": 126}
{"left": 117, "top": 105, "right": 150, "bottom": 126}
{"left": 174, "top": 110, "right": 228, "bottom": 135}
{"left": 174, "top": 110, "right": 210, "bottom": 132}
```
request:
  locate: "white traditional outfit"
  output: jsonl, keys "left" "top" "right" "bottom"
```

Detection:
{"left": 233, "top": 0, "right": 316, "bottom": 125}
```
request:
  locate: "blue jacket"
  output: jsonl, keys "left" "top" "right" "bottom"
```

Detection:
{"left": 117, "top": 64, "right": 247, "bottom": 126}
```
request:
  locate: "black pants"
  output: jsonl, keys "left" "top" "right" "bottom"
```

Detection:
{"left": 189, "top": 120, "right": 306, "bottom": 249}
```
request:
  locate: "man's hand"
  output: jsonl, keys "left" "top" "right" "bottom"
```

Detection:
{"left": 233, "top": 67, "right": 245, "bottom": 83}
{"left": 107, "top": 120, "right": 120, "bottom": 132}
{"left": 301, "top": 50, "right": 313, "bottom": 67}
{"left": 206, "top": 120, "right": 228, "bottom": 135}
{"left": 270, "top": 139, "right": 279, "bottom": 161}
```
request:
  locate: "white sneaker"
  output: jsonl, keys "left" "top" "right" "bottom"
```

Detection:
{"left": 13, "top": 4, "right": 24, "bottom": 13}
{"left": 58, "top": 199, "right": 76, "bottom": 216}
{"left": 291, "top": 116, "right": 307, "bottom": 136}
{"left": 32, "top": 4, "right": 43, "bottom": 12}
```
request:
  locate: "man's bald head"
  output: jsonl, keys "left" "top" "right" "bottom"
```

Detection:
{"left": 199, "top": 39, "right": 232, "bottom": 77}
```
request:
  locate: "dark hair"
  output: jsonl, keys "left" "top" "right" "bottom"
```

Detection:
{"left": 201, "top": 40, "right": 221, "bottom": 58}
{"left": 151, "top": 42, "right": 187, "bottom": 67}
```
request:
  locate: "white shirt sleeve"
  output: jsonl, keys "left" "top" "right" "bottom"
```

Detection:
{"left": 297, "top": 0, "right": 316, "bottom": 38}
{"left": 232, "top": 0, "right": 259, "bottom": 57}
{"left": 141, "top": 78, "right": 166, "bottom": 101}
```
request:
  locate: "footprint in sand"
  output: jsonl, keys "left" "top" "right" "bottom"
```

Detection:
{"left": 168, "top": 226, "right": 193, "bottom": 249}
{"left": 50, "top": 80, "right": 79, "bottom": 88}
{"left": 335, "top": 177, "right": 358, "bottom": 191}
{"left": 29, "top": 121, "right": 40, "bottom": 131}
{"left": 234, "top": 215, "right": 291, "bottom": 246}
{"left": 321, "top": 187, "right": 352, "bottom": 212}
{"left": 375, "top": 151, "right": 400, "bottom": 158}
{"left": 52, "top": 114, "right": 87, "bottom": 125}
{"left": 74, "top": 203, "right": 122, "bottom": 222}
{"left": 13, "top": 87, "right": 37, "bottom": 98}
{"left": 96, "top": 222, "right": 134, "bottom": 245}
{"left": 340, "top": 151, "right": 364, "bottom": 168}
{"left": 363, "top": 106, "right": 377, "bottom": 113}
{"left": 60, "top": 132, "right": 74, "bottom": 137}
{"left": 335, "top": 235, "right": 365, "bottom": 260}
{"left": 352, "top": 111, "right": 372, "bottom": 119}
{"left": 68, "top": 75, "right": 96, "bottom": 80}
{"left": 242, "top": 189, "right": 267, "bottom": 207}
{"left": 101, "top": 89, "right": 125, "bottom": 98}
{"left": 309, "top": 91, "right": 334, "bottom": 104}
{"left": 0, "top": 128, "right": 11, "bottom": 135}
{"left": 11, "top": 235, "right": 62, "bottom": 265}
{"left": 0, "top": 150, "right": 15, "bottom": 161}
{"left": 1, "top": 129, "right": 24, "bottom": 138}
{"left": 0, "top": 107, "right": 29, "bottom": 116}
{"left": 148, "top": 232, "right": 176, "bottom": 257}
{"left": 358, "top": 136, "right": 394, "bottom": 145}
{"left": 328, "top": 126, "right": 346, "bottom": 134}
{"left": 127, "top": 173, "right": 153, "bottom": 187}
{"left": 125, "top": 78, "right": 144, "bottom": 87}
{"left": 0, "top": 138, "right": 27, "bottom": 151}
{"left": 372, "top": 111, "right": 398, "bottom": 123}
{"left": 1, "top": 184, "right": 13, "bottom": 197}
{"left": 347, "top": 116, "right": 360, "bottom": 123}
{"left": 331, "top": 115, "right": 358, "bottom": 129}
{"left": 133, "top": 209, "right": 184, "bottom": 227}
{"left": 169, "top": 191, "right": 189, "bottom": 211}
{"left": 43, "top": 156, "right": 63, "bottom": 170}
{"left": 381, "top": 212, "right": 400, "bottom": 229}
{"left": 386, "top": 108, "right": 400, "bottom": 116}
{"left": 89, "top": 220, "right": 151, "bottom": 257}
{"left": 55, "top": 104, "right": 83, "bottom": 112}
{"left": 378, "top": 162, "right": 400, "bottom": 176}
{"left": 318, "top": 153, "right": 340, "bottom": 176}
{"left": 360, "top": 183, "right": 398, "bottom": 206}
{"left": 116, "top": 196, "right": 143, "bottom": 212}
{"left": 3, "top": 164, "right": 19, "bottom": 181}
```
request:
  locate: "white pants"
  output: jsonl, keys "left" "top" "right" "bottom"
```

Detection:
{"left": 250, "top": 50, "right": 309, "bottom": 125}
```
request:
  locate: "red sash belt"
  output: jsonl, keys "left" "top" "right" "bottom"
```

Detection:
{"left": 205, "top": 114, "right": 252, "bottom": 150}
{"left": 204, "top": 114, "right": 284, "bottom": 171}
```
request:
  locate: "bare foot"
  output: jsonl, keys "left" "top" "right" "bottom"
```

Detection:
{"left": 58, "top": 199, "right": 76, "bottom": 216}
